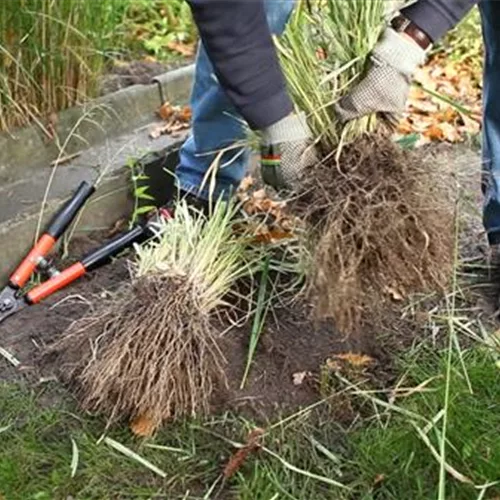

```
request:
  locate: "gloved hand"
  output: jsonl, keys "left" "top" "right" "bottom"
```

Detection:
{"left": 260, "top": 112, "right": 318, "bottom": 191}
{"left": 335, "top": 27, "right": 427, "bottom": 124}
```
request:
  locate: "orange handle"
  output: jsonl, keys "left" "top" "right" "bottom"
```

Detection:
{"left": 26, "top": 263, "right": 86, "bottom": 304}
{"left": 10, "top": 234, "right": 56, "bottom": 288}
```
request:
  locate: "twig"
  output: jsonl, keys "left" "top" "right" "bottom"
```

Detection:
{"left": 50, "top": 151, "right": 82, "bottom": 167}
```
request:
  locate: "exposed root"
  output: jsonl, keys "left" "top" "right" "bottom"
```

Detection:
{"left": 49, "top": 275, "right": 226, "bottom": 429}
{"left": 297, "top": 134, "right": 455, "bottom": 333}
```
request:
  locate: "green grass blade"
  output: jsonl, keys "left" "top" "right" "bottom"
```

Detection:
{"left": 240, "top": 255, "right": 271, "bottom": 389}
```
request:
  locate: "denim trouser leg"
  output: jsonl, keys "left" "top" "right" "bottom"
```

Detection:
{"left": 177, "top": 0, "right": 296, "bottom": 200}
{"left": 480, "top": 1, "right": 500, "bottom": 244}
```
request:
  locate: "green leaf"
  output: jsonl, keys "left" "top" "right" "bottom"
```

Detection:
{"left": 396, "top": 133, "right": 420, "bottom": 151}
{"left": 135, "top": 205, "right": 156, "bottom": 215}
{"left": 138, "top": 193, "right": 155, "bottom": 201}
{"left": 135, "top": 186, "right": 150, "bottom": 196}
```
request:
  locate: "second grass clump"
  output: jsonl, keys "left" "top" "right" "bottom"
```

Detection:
{"left": 51, "top": 201, "right": 252, "bottom": 431}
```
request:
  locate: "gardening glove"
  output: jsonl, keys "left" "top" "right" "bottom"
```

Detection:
{"left": 335, "top": 27, "right": 428, "bottom": 125}
{"left": 261, "top": 112, "right": 318, "bottom": 192}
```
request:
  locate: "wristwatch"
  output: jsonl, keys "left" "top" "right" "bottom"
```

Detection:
{"left": 391, "top": 15, "right": 432, "bottom": 51}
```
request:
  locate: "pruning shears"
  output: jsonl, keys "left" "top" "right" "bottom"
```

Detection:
{"left": 0, "top": 181, "right": 163, "bottom": 325}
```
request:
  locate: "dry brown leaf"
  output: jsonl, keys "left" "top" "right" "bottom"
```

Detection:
{"left": 223, "top": 428, "right": 265, "bottom": 479}
{"left": 424, "top": 124, "right": 446, "bottom": 142}
{"left": 178, "top": 106, "right": 192, "bottom": 122}
{"left": 384, "top": 286, "right": 405, "bottom": 302}
{"left": 238, "top": 176, "right": 255, "bottom": 193}
{"left": 402, "top": 53, "right": 482, "bottom": 145}
{"left": 158, "top": 102, "right": 175, "bottom": 121}
{"left": 167, "top": 41, "right": 196, "bottom": 58}
{"left": 149, "top": 120, "right": 190, "bottom": 139}
{"left": 326, "top": 358, "right": 342, "bottom": 372}
{"left": 333, "top": 353, "right": 374, "bottom": 368}
{"left": 438, "top": 122, "right": 463, "bottom": 143}
{"left": 253, "top": 189, "right": 267, "bottom": 201}
{"left": 253, "top": 229, "right": 294, "bottom": 244}
{"left": 130, "top": 414, "right": 158, "bottom": 437}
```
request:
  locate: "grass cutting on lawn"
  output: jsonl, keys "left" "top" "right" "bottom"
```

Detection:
{"left": 1, "top": 2, "right": 499, "bottom": 499}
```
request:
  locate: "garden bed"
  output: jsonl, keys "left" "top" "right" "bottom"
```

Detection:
{"left": 0, "top": 143, "right": 488, "bottom": 425}
{"left": 0, "top": 230, "right": 411, "bottom": 423}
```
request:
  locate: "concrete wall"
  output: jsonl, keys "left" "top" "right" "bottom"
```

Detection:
{"left": 0, "top": 65, "right": 194, "bottom": 282}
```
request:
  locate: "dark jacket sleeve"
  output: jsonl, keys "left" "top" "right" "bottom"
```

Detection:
{"left": 186, "top": 0, "right": 293, "bottom": 130}
{"left": 402, "top": 0, "right": 478, "bottom": 42}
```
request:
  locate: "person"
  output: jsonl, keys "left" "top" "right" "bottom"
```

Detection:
{"left": 179, "top": 0, "right": 500, "bottom": 246}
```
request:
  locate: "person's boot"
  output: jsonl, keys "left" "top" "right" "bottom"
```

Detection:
{"left": 145, "top": 190, "right": 211, "bottom": 232}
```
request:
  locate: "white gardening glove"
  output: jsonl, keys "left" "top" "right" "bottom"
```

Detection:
{"left": 260, "top": 112, "right": 318, "bottom": 191}
{"left": 336, "top": 27, "right": 427, "bottom": 124}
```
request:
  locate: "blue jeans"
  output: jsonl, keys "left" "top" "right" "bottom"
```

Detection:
{"left": 480, "top": 1, "right": 500, "bottom": 244}
{"left": 177, "top": 0, "right": 296, "bottom": 200}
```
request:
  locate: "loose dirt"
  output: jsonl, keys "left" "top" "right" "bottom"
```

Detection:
{"left": 0, "top": 233, "right": 414, "bottom": 423}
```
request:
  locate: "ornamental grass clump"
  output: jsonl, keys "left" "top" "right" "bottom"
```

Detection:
{"left": 51, "top": 201, "right": 251, "bottom": 430}
{"left": 279, "top": 0, "right": 454, "bottom": 332}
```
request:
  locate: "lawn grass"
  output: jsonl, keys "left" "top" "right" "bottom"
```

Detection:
{"left": 346, "top": 346, "right": 500, "bottom": 499}
{"left": 0, "top": 383, "right": 223, "bottom": 499}
{"left": 0, "top": 383, "right": 351, "bottom": 499}
{"left": 4, "top": 340, "right": 500, "bottom": 500}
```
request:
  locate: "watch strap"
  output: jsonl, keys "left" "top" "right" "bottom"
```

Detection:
{"left": 391, "top": 15, "right": 432, "bottom": 51}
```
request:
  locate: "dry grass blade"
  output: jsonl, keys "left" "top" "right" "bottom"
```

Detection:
{"left": 262, "top": 446, "right": 350, "bottom": 490}
{"left": 411, "top": 423, "right": 473, "bottom": 485}
{"left": 104, "top": 437, "right": 167, "bottom": 478}
{"left": 0, "top": 347, "right": 20, "bottom": 367}
{"left": 70, "top": 438, "right": 79, "bottom": 478}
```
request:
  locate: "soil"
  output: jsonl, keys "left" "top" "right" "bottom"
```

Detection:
{"left": 98, "top": 59, "right": 192, "bottom": 96}
{"left": 0, "top": 229, "right": 413, "bottom": 423}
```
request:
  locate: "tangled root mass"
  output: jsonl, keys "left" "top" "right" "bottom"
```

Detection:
{"left": 299, "top": 134, "right": 454, "bottom": 333}
{"left": 50, "top": 276, "right": 225, "bottom": 428}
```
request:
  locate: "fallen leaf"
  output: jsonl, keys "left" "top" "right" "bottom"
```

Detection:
{"left": 158, "top": 102, "right": 175, "bottom": 121}
{"left": 238, "top": 176, "right": 255, "bottom": 193}
{"left": 424, "top": 124, "right": 445, "bottom": 142}
{"left": 130, "top": 414, "right": 158, "bottom": 437}
{"left": 253, "top": 229, "right": 294, "bottom": 244}
{"left": 149, "top": 120, "right": 190, "bottom": 139}
{"left": 224, "top": 428, "right": 265, "bottom": 479}
{"left": 384, "top": 286, "right": 404, "bottom": 302}
{"left": 167, "top": 41, "right": 196, "bottom": 58}
{"left": 178, "top": 106, "right": 192, "bottom": 122}
{"left": 325, "top": 358, "right": 342, "bottom": 372}
{"left": 292, "top": 371, "right": 313, "bottom": 386}
{"left": 401, "top": 51, "right": 482, "bottom": 145}
{"left": 333, "top": 353, "right": 374, "bottom": 368}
